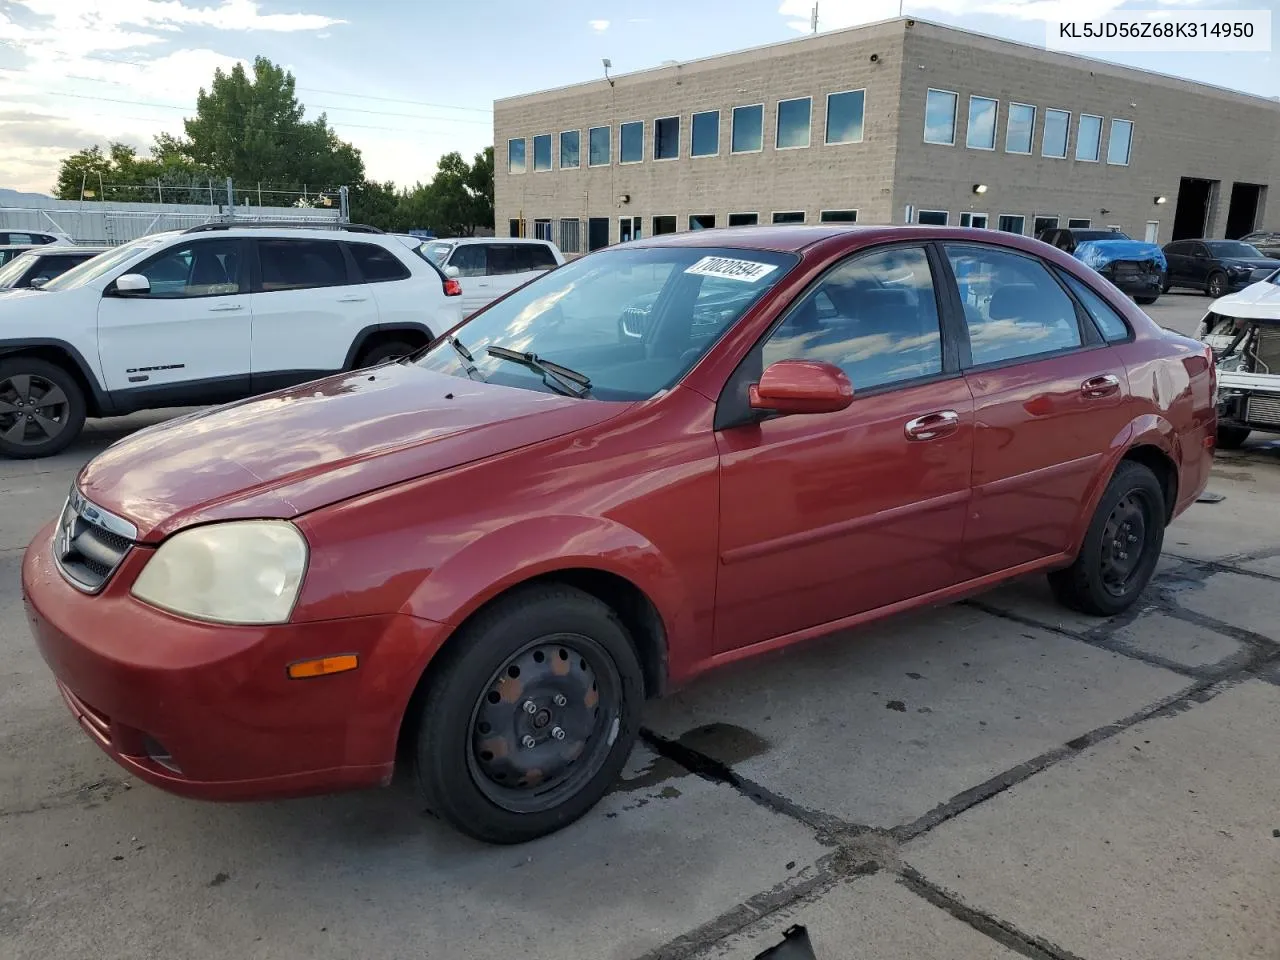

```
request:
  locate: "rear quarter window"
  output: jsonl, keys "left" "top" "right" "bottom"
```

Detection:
{"left": 1060, "top": 271, "right": 1132, "bottom": 342}
{"left": 348, "top": 242, "right": 411, "bottom": 283}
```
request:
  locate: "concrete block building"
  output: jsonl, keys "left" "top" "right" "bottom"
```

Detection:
{"left": 493, "top": 17, "right": 1280, "bottom": 255}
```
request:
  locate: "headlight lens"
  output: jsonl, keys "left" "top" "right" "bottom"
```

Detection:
{"left": 131, "top": 521, "right": 309, "bottom": 625}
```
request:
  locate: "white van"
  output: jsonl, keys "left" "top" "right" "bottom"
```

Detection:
{"left": 421, "top": 237, "right": 565, "bottom": 316}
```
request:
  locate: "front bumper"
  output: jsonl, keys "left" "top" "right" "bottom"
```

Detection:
{"left": 22, "top": 519, "right": 448, "bottom": 801}
{"left": 1103, "top": 269, "right": 1163, "bottom": 296}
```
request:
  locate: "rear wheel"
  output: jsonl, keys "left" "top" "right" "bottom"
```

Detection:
{"left": 1216, "top": 424, "right": 1251, "bottom": 450}
{"left": 1206, "top": 271, "right": 1228, "bottom": 298}
{"left": 1048, "top": 461, "right": 1165, "bottom": 617}
{"left": 356, "top": 339, "right": 418, "bottom": 368}
{"left": 0, "top": 358, "right": 86, "bottom": 459}
{"left": 412, "top": 584, "right": 643, "bottom": 844}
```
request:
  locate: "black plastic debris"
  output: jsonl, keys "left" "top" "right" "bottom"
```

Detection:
{"left": 1196, "top": 491, "right": 1226, "bottom": 503}
{"left": 753, "top": 924, "right": 818, "bottom": 959}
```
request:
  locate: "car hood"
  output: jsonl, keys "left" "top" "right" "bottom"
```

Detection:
{"left": 1208, "top": 277, "right": 1280, "bottom": 321}
{"left": 76, "top": 362, "right": 632, "bottom": 542}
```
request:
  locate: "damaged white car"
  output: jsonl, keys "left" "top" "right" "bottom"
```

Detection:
{"left": 1197, "top": 267, "right": 1280, "bottom": 448}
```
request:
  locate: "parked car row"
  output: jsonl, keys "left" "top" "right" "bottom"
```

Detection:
{"left": 23, "top": 221, "right": 1216, "bottom": 845}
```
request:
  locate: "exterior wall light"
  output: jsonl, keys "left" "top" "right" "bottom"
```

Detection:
{"left": 1154, "top": 195, "right": 1168, "bottom": 204}
{"left": 972, "top": 184, "right": 988, "bottom": 195}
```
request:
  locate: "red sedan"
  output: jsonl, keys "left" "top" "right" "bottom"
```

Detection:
{"left": 22, "top": 225, "right": 1216, "bottom": 844}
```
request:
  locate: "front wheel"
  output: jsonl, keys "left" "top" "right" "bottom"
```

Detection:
{"left": 1206, "top": 271, "right": 1228, "bottom": 298}
{"left": 1216, "top": 424, "right": 1251, "bottom": 450}
{"left": 1048, "top": 461, "right": 1165, "bottom": 617}
{"left": 0, "top": 358, "right": 86, "bottom": 459}
{"left": 412, "top": 584, "right": 643, "bottom": 844}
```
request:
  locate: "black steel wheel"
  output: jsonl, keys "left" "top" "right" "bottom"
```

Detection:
{"left": 1206, "top": 271, "right": 1228, "bottom": 298}
{"left": 1048, "top": 460, "right": 1165, "bottom": 616}
{"left": 0, "top": 358, "right": 86, "bottom": 459}
{"left": 412, "top": 583, "right": 643, "bottom": 844}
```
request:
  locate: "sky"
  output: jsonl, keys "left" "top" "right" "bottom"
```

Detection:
{"left": 0, "top": 0, "right": 1276, "bottom": 197}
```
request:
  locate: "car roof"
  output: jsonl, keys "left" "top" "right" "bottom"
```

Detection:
{"left": 621, "top": 224, "right": 1065, "bottom": 255}
{"left": 443, "top": 236, "right": 554, "bottom": 246}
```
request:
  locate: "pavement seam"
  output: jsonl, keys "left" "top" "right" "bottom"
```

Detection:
{"left": 896, "top": 868, "right": 1087, "bottom": 960}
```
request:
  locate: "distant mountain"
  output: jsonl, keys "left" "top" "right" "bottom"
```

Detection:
{"left": 0, "top": 187, "right": 54, "bottom": 204}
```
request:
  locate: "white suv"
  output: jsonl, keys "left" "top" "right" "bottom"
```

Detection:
{"left": 0, "top": 222, "right": 463, "bottom": 458}
{"left": 421, "top": 237, "right": 565, "bottom": 316}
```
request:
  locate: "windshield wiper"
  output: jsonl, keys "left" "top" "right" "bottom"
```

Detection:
{"left": 447, "top": 335, "right": 482, "bottom": 380}
{"left": 486, "top": 345, "right": 591, "bottom": 397}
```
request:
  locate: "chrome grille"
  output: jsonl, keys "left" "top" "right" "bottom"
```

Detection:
{"left": 53, "top": 487, "right": 137, "bottom": 594}
{"left": 1245, "top": 394, "right": 1280, "bottom": 427}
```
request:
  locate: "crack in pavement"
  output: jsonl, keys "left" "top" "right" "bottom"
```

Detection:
{"left": 635, "top": 553, "right": 1280, "bottom": 959}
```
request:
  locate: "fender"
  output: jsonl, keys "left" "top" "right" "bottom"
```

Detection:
{"left": 402, "top": 513, "right": 693, "bottom": 671}
{"left": 0, "top": 337, "right": 114, "bottom": 415}
{"left": 1064, "top": 414, "right": 1180, "bottom": 557}
{"left": 342, "top": 322, "right": 435, "bottom": 370}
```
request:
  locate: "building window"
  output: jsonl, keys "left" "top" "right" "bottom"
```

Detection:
{"left": 776, "top": 97, "right": 811, "bottom": 149}
{"left": 691, "top": 110, "right": 720, "bottom": 156}
{"left": 619, "top": 216, "right": 642, "bottom": 242}
{"left": 1033, "top": 215, "right": 1059, "bottom": 235}
{"left": 588, "top": 126, "right": 610, "bottom": 166}
{"left": 997, "top": 214, "right": 1026, "bottom": 234}
{"left": 1005, "top": 102, "right": 1035, "bottom": 154}
{"left": 654, "top": 115, "right": 680, "bottom": 160}
{"left": 732, "top": 104, "right": 764, "bottom": 153}
{"left": 533, "top": 219, "right": 553, "bottom": 242}
{"left": 507, "top": 138, "right": 526, "bottom": 174}
{"left": 652, "top": 215, "right": 677, "bottom": 235}
{"left": 508, "top": 219, "right": 521, "bottom": 238}
{"left": 966, "top": 96, "right": 998, "bottom": 150}
{"left": 620, "top": 121, "right": 643, "bottom": 163}
{"left": 532, "top": 134, "right": 552, "bottom": 172}
{"left": 1076, "top": 114, "right": 1102, "bottom": 162}
{"left": 728, "top": 212, "right": 758, "bottom": 226}
{"left": 558, "top": 218, "right": 582, "bottom": 254}
{"left": 587, "top": 217, "right": 609, "bottom": 251}
{"left": 917, "top": 210, "right": 948, "bottom": 225}
{"left": 1068, "top": 218, "right": 1091, "bottom": 228}
{"left": 1107, "top": 119, "right": 1133, "bottom": 165}
{"left": 1042, "top": 109, "right": 1070, "bottom": 158}
{"left": 690, "top": 214, "right": 716, "bottom": 230}
{"left": 924, "top": 89, "right": 958, "bottom": 145}
{"left": 959, "top": 213, "right": 988, "bottom": 228}
{"left": 820, "top": 210, "right": 857, "bottom": 222}
{"left": 825, "top": 90, "right": 865, "bottom": 145}
{"left": 772, "top": 211, "right": 805, "bottom": 224}
{"left": 560, "top": 130, "right": 580, "bottom": 169}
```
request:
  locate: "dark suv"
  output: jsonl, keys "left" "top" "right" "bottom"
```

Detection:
{"left": 1162, "top": 239, "right": 1280, "bottom": 298}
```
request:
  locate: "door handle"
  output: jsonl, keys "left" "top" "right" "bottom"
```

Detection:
{"left": 207, "top": 303, "right": 244, "bottom": 312}
{"left": 904, "top": 410, "right": 960, "bottom": 441}
{"left": 337, "top": 296, "right": 368, "bottom": 303}
{"left": 1081, "top": 374, "right": 1121, "bottom": 398}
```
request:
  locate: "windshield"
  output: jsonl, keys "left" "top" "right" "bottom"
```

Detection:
{"left": 422, "top": 241, "right": 453, "bottom": 264}
{"left": 414, "top": 245, "right": 799, "bottom": 400}
{"left": 1206, "top": 240, "right": 1263, "bottom": 258}
{"left": 41, "top": 235, "right": 167, "bottom": 291}
{"left": 0, "top": 252, "right": 38, "bottom": 288}
{"left": 1074, "top": 230, "right": 1131, "bottom": 242}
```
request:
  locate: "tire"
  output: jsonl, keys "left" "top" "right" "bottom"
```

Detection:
{"left": 1160, "top": 277, "right": 1171, "bottom": 294}
{"left": 412, "top": 584, "right": 643, "bottom": 844}
{"left": 1216, "top": 424, "right": 1251, "bottom": 450}
{"left": 0, "top": 357, "right": 86, "bottom": 459}
{"left": 356, "top": 339, "right": 418, "bottom": 368}
{"left": 1048, "top": 460, "right": 1166, "bottom": 617}
{"left": 1206, "top": 271, "right": 1228, "bottom": 299}
{"left": 1135, "top": 294, "right": 1159, "bottom": 305}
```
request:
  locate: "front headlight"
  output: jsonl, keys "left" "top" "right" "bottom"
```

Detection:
{"left": 131, "top": 521, "right": 309, "bottom": 625}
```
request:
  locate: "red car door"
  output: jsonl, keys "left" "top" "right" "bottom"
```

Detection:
{"left": 942, "top": 241, "right": 1133, "bottom": 578}
{"left": 713, "top": 244, "right": 974, "bottom": 655}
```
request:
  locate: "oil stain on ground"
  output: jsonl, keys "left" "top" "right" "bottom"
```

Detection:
{"left": 614, "top": 722, "right": 770, "bottom": 793}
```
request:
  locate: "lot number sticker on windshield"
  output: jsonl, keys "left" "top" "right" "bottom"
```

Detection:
{"left": 685, "top": 256, "right": 779, "bottom": 283}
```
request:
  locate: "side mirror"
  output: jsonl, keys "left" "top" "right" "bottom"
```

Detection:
{"left": 443, "top": 265, "right": 461, "bottom": 279}
{"left": 28, "top": 277, "right": 48, "bottom": 289}
{"left": 114, "top": 273, "right": 150, "bottom": 295}
{"left": 749, "top": 359, "right": 853, "bottom": 416}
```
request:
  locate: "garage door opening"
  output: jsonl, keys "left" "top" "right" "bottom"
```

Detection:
{"left": 1172, "top": 177, "right": 1216, "bottom": 241}
{"left": 1226, "top": 183, "right": 1265, "bottom": 240}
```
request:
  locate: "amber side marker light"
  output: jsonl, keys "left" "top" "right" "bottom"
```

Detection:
{"left": 287, "top": 654, "right": 359, "bottom": 679}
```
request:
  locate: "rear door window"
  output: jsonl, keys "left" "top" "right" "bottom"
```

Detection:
{"left": 257, "top": 239, "right": 350, "bottom": 291}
